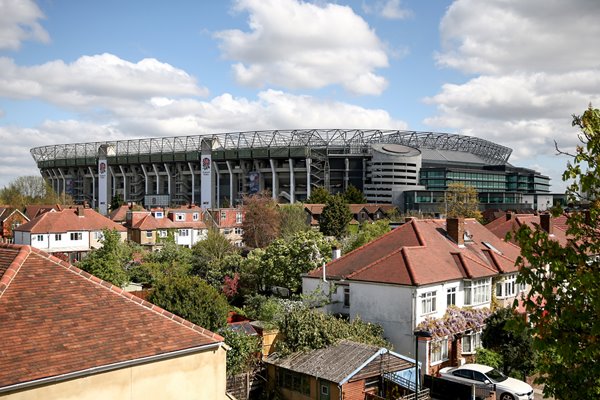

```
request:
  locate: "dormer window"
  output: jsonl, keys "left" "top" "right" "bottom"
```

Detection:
{"left": 154, "top": 211, "right": 163, "bottom": 219}
{"left": 175, "top": 213, "right": 185, "bottom": 221}
{"left": 482, "top": 241, "right": 502, "bottom": 255}
{"left": 193, "top": 212, "right": 199, "bottom": 221}
{"left": 464, "top": 230, "right": 474, "bottom": 243}
{"left": 236, "top": 212, "right": 242, "bottom": 224}
{"left": 221, "top": 211, "right": 227, "bottom": 220}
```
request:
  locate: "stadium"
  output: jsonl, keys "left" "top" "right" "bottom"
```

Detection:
{"left": 30, "top": 129, "right": 551, "bottom": 213}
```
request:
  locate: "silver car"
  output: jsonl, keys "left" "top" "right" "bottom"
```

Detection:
{"left": 439, "top": 363, "right": 534, "bottom": 400}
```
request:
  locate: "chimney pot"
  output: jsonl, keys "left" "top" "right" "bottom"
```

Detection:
{"left": 447, "top": 217, "right": 464, "bottom": 245}
{"left": 506, "top": 211, "right": 514, "bottom": 221}
{"left": 332, "top": 246, "right": 341, "bottom": 260}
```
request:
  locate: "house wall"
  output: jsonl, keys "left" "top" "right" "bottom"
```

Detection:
{"left": 342, "top": 380, "right": 366, "bottom": 400}
{"left": 12, "top": 231, "right": 31, "bottom": 246}
{"left": 1, "top": 347, "right": 227, "bottom": 400}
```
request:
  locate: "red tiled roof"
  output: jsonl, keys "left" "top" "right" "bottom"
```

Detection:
{"left": 0, "top": 243, "right": 223, "bottom": 390}
{"left": 131, "top": 214, "right": 177, "bottom": 230}
{"left": 23, "top": 204, "right": 61, "bottom": 220}
{"left": 108, "top": 204, "right": 131, "bottom": 222}
{"left": 15, "top": 208, "right": 127, "bottom": 234}
{"left": 308, "top": 218, "right": 521, "bottom": 286}
{"left": 486, "top": 213, "right": 569, "bottom": 246}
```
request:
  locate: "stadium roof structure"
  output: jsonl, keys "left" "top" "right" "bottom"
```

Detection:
{"left": 30, "top": 129, "right": 512, "bottom": 166}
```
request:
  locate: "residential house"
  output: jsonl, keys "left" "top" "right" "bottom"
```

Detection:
{"left": 0, "top": 243, "right": 228, "bottom": 399}
{"left": 206, "top": 208, "right": 244, "bottom": 246}
{"left": 486, "top": 212, "right": 568, "bottom": 246}
{"left": 125, "top": 209, "right": 177, "bottom": 249}
{"left": 13, "top": 207, "right": 127, "bottom": 262}
{"left": 0, "top": 207, "right": 29, "bottom": 241}
{"left": 265, "top": 340, "right": 419, "bottom": 400}
{"left": 303, "top": 217, "right": 526, "bottom": 375}
{"left": 304, "top": 204, "right": 398, "bottom": 230}
{"left": 166, "top": 205, "right": 209, "bottom": 247}
{"left": 23, "top": 203, "right": 61, "bottom": 220}
{"left": 108, "top": 204, "right": 132, "bottom": 225}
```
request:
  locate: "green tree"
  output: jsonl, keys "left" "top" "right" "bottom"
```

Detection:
{"left": 148, "top": 275, "right": 229, "bottom": 331}
{"left": 475, "top": 348, "right": 503, "bottom": 370}
{"left": 259, "top": 230, "right": 332, "bottom": 294}
{"left": 111, "top": 193, "right": 124, "bottom": 211}
{"left": 0, "top": 175, "right": 67, "bottom": 208}
{"left": 306, "top": 186, "right": 332, "bottom": 204}
{"left": 512, "top": 106, "right": 600, "bottom": 399}
{"left": 77, "top": 229, "right": 131, "bottom": 287}
{"left": 443, "top": 182, "right": 482, "bottom": 220}
{"left": 242, "top": 191, "right": 281, "bottom": 248}
{"left": 343, "top": 184, "right": 367, "bottom": 204}
{"left": 220, "top": 329, "right": 261, "bottom": 376}
{"left": 343, "top": 219, "right": 390, "bottom": 253}
{"left": 192, "top": 228, "right": 238, "bottom": 286}
{"left": 481, "top": 308, "right": 535, "bottom": 379}
{"left": 278, "top": 203, "right": 310, "bottom": 239}
{"left": 319, "top": 194, "right": 352, "bottom": 238}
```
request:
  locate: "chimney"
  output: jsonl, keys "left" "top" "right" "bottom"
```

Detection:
{"left": 322, "top": 263, "right": 327, "bottom": 282}
{"left": 77, "top": 207, "right": 84, "bottom": 217}
{"left": 540, "top": 213, "right": 553, "bottom": 234}
{"left": 506, "top": 211, "right": 514, "bottom": 221}
{"left": 447, "top": 217, "right": 464, "bottom": 246}
{"left": 332, "top": 246, "right": 341, "bottom": 260}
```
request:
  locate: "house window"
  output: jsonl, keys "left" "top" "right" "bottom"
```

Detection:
{"left": 221, "top": 211, "right": 227, "bottom": 220}
{"left": 236, "top": 212, "right": 242, "bottom": 224}
{"left": 94, "top": 231, "right": 103, "bottom": 240}
{"left": 158, "top": 230, "right": 168, "bottom": 238}
{"left": 179, "top": 229, "right": 189, "bottom": 237}
{"left": 462, "top": 331, "right": 482, "bottom": 354}
{"left": 447, "top": 287, "right": 456, "bottom": 306}
{"left": 430, "top": 338, "right": 449, "bottom": 364}
{"left": 421, "top": 291, "right": 437, "bottom": 315}
{"left": 223, "top": 228, "right": 232, "bottom": 235}
{"left": 192, "top": 212, "right": 199, "bottom": 221}
{"left": 343, "top": 287, "right": 350, "bottom": 308}
{"left": 278, "top": 370, "right": 310, "bottom": 396}
{"left": 36, "top": 234, "right": 43, "bottom": 241}
{"left": 175, "top": 213, "right": 185, "bottom": 221}
{"left": 69, "top": 232, "right": 82, "bottom": 241}
{"left": 234, "top": 227, "right": 243, "bottom": 235}
{"left": 55, "top": 234, "right": 62, "bottom": 241}
{"left": 146, "top": 231, "right": 153, "bottom": 238}
{"left": 154, "top": 211, "right": 164, "bottom": 219}
{"left": 496, "top": 274, "right": 517, "bottom": 298}
{"left": 464, "top": 279, "right": 491, "bottom": 306}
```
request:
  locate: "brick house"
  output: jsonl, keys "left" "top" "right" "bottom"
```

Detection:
{"left": 0, "top": 207, "right": 29, "bottom": 241}
{"left": 166, "top": 205, "right": 209, "bottom": 248}
{"left": 205, "top": 208, "right": 245, "bottom": 247}
{"left": 0, "top": 243, "right": 228, "bottom": 399}
{"left": 303, "top": 217, "right": 526, "bottom": 375}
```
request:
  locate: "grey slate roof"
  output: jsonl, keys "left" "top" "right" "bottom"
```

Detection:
{"left": 265, "top": 340, "right": 409, "bottom": 384}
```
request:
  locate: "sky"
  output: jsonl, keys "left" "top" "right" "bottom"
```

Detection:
{"left": 1, "top": 0, "right": 599, "bottom": 192}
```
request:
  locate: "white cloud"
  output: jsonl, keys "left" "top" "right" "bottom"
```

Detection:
{"left": 426, "top": 0, "right": 600, "bottom": 190}
{"left": 215, "top": 0, "right": 389, "bottom": 95}
{"left": 0, "top": 54, "right": 208, "bottom": 110}
{"left": 0, "top": 0, "right": 50, "bottom": 50}
{"left": 362, "top": 0, "right": 413, "bottom": 20}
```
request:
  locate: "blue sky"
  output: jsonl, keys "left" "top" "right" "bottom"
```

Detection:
{"left": 1, "top": 0, "right": 599, "bottom": 191}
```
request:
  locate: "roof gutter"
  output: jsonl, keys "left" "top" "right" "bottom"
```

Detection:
{"left": 0, "top": 342, "right": 224, "bottom": 395}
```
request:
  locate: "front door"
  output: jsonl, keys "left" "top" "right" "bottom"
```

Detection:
{"left": 319, "top": 379, "right": 330, "bottom": 400}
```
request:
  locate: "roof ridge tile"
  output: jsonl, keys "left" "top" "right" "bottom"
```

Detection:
{"left": 0, "top": 244, "right": 31, "bottom": 299}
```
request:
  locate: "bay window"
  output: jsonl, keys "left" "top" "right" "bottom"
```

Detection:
{"left": 464, "top": 279, "right": 491, "bottom": 305}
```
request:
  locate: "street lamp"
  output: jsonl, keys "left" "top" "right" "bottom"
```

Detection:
{"left": 414, "top": 330, "right": 432, "bottom": 400}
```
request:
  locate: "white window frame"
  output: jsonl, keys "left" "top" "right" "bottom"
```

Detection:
{"left": 55, "top": 234, "right": 62, "bottom": 241}
{"left": 464, "top": 278, "right": 491, "bottom": 306}
{"left": 158, "top": 230, "right": 168, "bottom": 238}
{"left": 69, "top": 232, "right": 82, "bottom": 241}
{"left": 462, "top": 331, "right": 482, "bottom": 354}
{"left": 496, "top": 274, "right": 517, "bottom": 299}
{"left": 446, "top": 287, "right": 457, "bottom": 306}
{"left": 236, "top": 212, "right": 242, "bottom": 224}
{"left": 192, "top": 212, "right": 199, "bottom": 221}
{"left": 234, "top": 227, "right": 243, "bottom": 235}
{"left": 430, "top": 338, "right": 449, "bottom": 364}
{"left": 175, "top": 213, "right": 185, "bottom": 221}
{"left": 94, "top": 231, "right": 103, "bottom": 240}
{"left": 36, "top": 234, "right": 43, "bottom": 241}
{"left": 145, "top": 231, "right": 153, "bottom": 239}
{"left": 221, "top": 211, "right": 227, "bottom": 220}
{"left": 154, "top": 211, "right": 164, "bottom": 219}
{"left": 421, "top": 291, "right": 437, "bottom": 315}
{"left": 343, "top": 287, "right": 350, "bottom": 308}
{"left": 178, "top": 229, "right": 189, "bottom": 237}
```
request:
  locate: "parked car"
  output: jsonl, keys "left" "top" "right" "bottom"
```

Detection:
{"left": 439, "top": 363, "right": 533, "bottom": 400}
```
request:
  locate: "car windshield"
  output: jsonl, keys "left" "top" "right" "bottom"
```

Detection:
{"left": 485, "top": 368, "right": 508, "bottom": 383}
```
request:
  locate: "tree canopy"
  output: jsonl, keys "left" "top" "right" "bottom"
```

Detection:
{"left": 319, "top": 194, "right": 352, "bottom": 238}
{"left": 77, "top": 229, "right": 131, "bottom": 287}
{"left": 0, "top": 175, "right": 68, "bottom": 208}
{"left": 241, "top": 191, "right": 280, "bottom": 248}
{"left": 306, "top": 186, "right": 332, "bottom": 204}
{"left": 278, "top": 203, "right": 310, "bottom": 239}
{"left": 512, "top": 106, "right": 600, "bottom": 399}
{"left": 342, "top": 219, "right": 391, "bottom": 253}
{"left": 443, "top": 182, "right": 482, "bottom": 220}
{"left": 342, "top": 184, "right": 367, "bottom": 204}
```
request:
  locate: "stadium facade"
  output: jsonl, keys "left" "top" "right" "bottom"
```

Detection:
{"left": 30, "top": 129, "right": 551, "bottom": 214}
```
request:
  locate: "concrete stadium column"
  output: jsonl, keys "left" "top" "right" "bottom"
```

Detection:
{"left": 141, "top": 164, "right": 149, "bottom": 195}
{"left": 289, "top": 158, "right": 295, "bottom": 203}
{"left": 200, "top": 139, "right": 213, "bottom": 210}
{"left": 344, "top": 158, "right": 350, "bottom": 190}
{"left": 163, "top": 163, "right": 172, "bottom": 199}
{"left": 108, "top": 166, "right": 116, "bottom": 198}
{"left": 51, "top": 169, "right": 60, "bottom": 195}
{"left": 226, "top": 161, "right": 234, "bottom": 204}
{"left": 152, "top": 164, "right": 160, "bottom": 194}
{"left": 119, "top": 165, "right": 127, "bottom": 202}
{"left": 188, "top": 162, "right": 195, "bottom": 205}
{"left": 306, "top": 158, "right": 311, "bottom": 199}
{"left": 58, "top": 168, "right": 66, "bottom": 202}
{"left": 213, "top": 162, "right": 220, "bottom": 208}
{"left": 88, "top": 166, "right": 96, "bottom": 209}
{"left": 270, "top": 159, "right": 278, "bottom": 199}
